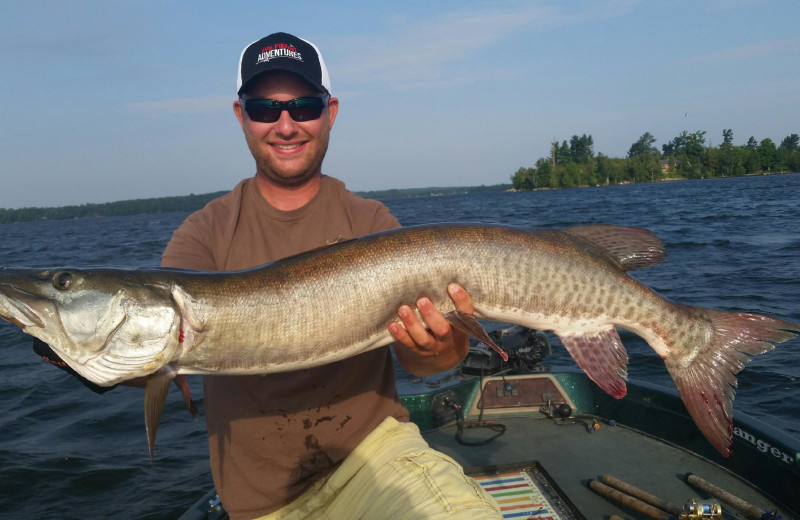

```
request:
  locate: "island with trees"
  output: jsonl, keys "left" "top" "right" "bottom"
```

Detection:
{"left": 511, "top": 130, "right": 799, "bottom": 190}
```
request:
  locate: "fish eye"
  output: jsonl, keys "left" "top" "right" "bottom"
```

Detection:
{"left": 53, "top": 272, "right": 72, "bottom": 290}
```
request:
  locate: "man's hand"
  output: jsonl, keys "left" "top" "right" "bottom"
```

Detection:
{"left": 389, "top": 283, "right": 473, "bottom": 377}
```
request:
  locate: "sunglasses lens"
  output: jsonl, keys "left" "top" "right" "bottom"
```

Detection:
{"left": 244, "top": 101, "right": 282, "bottom": 123}
{"left": 243, "top": 97, "right": 327, "bottom": 123}
{"left": 287, "top": 98, "right": 326, "bottom": 122}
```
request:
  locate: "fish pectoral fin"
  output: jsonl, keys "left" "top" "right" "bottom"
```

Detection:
{"left": 444, "top": 311, "right": 508, "bottom": 361}
{"left": 144, "top": 369, "right": 174, "bottom": 466}
{"left": 170, "top": 285, "right": 205, "bottom": 332}
{"left": 557, "top": 328, "right": 628, "bottom": 399}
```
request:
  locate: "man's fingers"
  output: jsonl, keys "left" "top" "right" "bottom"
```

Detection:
{"left": 448, "top": 283, "right": 474, "bottom": 314}
{"left": 416, "top": 298, "right": 451, "bottom": 341}
{"left": 393, "top": 305, "right": 436, "bottom": 349}
{"left": 388, "top": 321, "right": 411, "bottom": 345}
{"left": 388, "top": 285, "right": 474, "bottom": 356}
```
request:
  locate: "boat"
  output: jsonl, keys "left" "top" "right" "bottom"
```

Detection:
{"left": 180, "top": 325, "right": 800, "bottom": 519}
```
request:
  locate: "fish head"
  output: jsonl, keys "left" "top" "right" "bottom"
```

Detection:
{"left": 0, "top": 267, "right": 181, "bottom": 386}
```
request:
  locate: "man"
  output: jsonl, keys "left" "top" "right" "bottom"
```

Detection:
{"left": 160, "top": 33, "right": 501, "bottom": 519}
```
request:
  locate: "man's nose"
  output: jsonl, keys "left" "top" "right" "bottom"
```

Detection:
{"left": 274, "top": 109, "right": 299, "bottom": 137}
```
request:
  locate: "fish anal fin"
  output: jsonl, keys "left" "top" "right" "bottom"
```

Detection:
{"left": 445, "top": 311, "right": 508, "bottom": 361}
{"left": 144, "top": 369, "right": 174, "bottom": 466}
{"left": 565, "top": 225, "right": 665, "bottom": 271}
{"left": 558, "top": 328, "right": 628, "bottom": 399}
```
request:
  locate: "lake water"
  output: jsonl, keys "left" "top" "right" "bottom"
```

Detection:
{"left": 1, "top": 174, "right": 798, "bottom": 519}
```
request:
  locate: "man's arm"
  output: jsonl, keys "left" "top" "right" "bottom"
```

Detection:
{"left": 389, "top": 283, "right": 473, "bottom": 378}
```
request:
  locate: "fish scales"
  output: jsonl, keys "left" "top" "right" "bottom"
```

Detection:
{"left": 171, "top": 225, "right": 667, "bottom": 371}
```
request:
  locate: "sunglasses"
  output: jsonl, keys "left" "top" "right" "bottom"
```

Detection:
{"left": 240, "top": 96, "right": 330, "bottom": 123}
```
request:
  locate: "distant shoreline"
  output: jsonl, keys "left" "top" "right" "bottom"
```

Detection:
{"left": 1, "top": 172, "right": 796, "bottom": 225}
{"left": 0, "top": 184, "right": 513, "bottom": 224}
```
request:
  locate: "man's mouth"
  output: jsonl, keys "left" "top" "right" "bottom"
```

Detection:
{"left": 272, "top": 143, "right": 303, "bottom": 151}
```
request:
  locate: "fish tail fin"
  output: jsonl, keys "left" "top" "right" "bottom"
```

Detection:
{"left": 665, "top": 309, "right": 799, "bottom": 457}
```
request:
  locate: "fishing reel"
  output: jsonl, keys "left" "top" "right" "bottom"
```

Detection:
{"left": 679, "top": 499, "right": 722, "bottom": 520}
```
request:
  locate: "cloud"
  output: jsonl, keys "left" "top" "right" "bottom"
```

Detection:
{"left": 330, "top": 0, "right": 637, "bottom": 89}
{"left": 683, "top": 38, "right": 800, "bottom": 64}
{"left": 704, "top": 0, "right": 768, "bottom": 11}
{"left": 126, "top": 95, "right": 234, "bottom": 115}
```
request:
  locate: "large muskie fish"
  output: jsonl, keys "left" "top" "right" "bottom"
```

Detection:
{"left": 1, "top": 224, "right": 798, "bottom": 461}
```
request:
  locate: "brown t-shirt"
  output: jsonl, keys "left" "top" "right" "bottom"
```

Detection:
{"left": 162, "top": 175, "right": 410, "bottom": 519}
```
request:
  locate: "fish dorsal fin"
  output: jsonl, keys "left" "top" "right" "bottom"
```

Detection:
{"left": 557, "top": 327, "right": 628, "bottom": 399}
{"left": 565, "top": 225, "right": 665, "bottom": 271}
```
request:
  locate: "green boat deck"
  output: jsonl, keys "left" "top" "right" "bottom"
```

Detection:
{"left": 403, "top": 370, "right": 799, "bottom": 519}
{"left": 426, "top": 416, "right": 784, "bottom": 518}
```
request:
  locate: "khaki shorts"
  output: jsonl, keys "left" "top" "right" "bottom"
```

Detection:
{"left": 256, "top": 416, "right": 502, "bottom": 520}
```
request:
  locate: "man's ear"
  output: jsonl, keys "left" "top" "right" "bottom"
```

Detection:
{"left": 327, "top": 97, "right": 339, "bottom": 130}
{"left": 233, "top": 99, "right": 245, "bottom": 130}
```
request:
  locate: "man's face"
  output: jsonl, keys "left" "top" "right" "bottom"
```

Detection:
{"left": 234, "top": 71, "right": 338, "bottom": 187}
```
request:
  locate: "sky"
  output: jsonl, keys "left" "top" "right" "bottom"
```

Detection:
{"left": 1, "top": 0, "right": 799, "bottom": 209}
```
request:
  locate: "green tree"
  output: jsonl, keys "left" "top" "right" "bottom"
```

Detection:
{"left": 628, "top": 132, "right": 658, "bottom": 158}
{"left": 686, "top": 130, "right": 707, "bottom": 157}
{"left": 705, "top": 147, "right": 719, "bottom": 177}
{"left": 716, "top": 129, "right": 735, "bottom": 176}
{"left": 561, "top": 162, "right": 581, "bottom": 188}
{"left": 744, "top": 148, "right": 759, "bottom": 173}
{"left": 569, "top": 134, "right": 594, "bottom": 163}
{"left": 628, "top": 153, "right": 661, "bottom": 182}
{"left": 779, "top": 134, "right": 799, "bottom": 152}
{"left": 535, "top": 157, "right": 553, "bottom": 188}
{"left": 511, "top": 167, "right": 531, "bottom": 190}
{"left": 777, "top": 134, "right": 800, "bottom": 172}
{"left": 758, "top": 138, "right": 777, "bottom": 171}
{"left": 666, "top": 130, "right": 706, "bottom": 178}
{"left": 722, "top": 128, "right": 734, "bottom": 145}
{"left": 556, "top": 141, "right": 571, "bottom": 166}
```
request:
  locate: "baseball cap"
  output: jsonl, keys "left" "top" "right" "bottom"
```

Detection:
{"left": 237, "top": 32, "right": 331, "bottom": 96}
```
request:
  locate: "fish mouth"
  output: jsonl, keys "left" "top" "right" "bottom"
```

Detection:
{"left": 0, "top": 284, "right": 46, "bottom": 330}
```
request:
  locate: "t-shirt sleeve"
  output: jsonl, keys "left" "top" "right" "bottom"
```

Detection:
{"left": 161, "top": 215, "right": 217, "bottom": 270}
{"left": 371, "top": 204, "right": 401, "bottom": 233}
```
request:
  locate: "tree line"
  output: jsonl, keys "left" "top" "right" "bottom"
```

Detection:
{"left": 0, "top": 192, "right": 228, "bottom": 224}
{"left": 0, "top": 185, "right": 514, "bottom": 224}
{"left": 511, "top": 130, "right": 800, "bottom": 190}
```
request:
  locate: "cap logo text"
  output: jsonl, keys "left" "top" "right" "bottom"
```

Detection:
{"left": 256, "top": 43, "right": 303, "bottom": 65}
